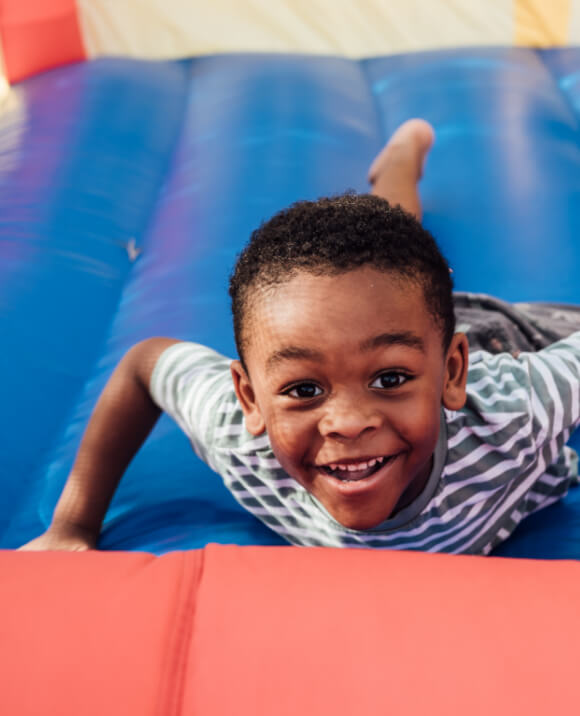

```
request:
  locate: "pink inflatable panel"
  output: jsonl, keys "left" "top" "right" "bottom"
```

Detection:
{"left": 1, "top": 546, "right": 579, "bottom": 715}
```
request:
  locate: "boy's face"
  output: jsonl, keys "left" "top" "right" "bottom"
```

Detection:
{"left": 231, "top": 267, "right": 468, "bottom": 530}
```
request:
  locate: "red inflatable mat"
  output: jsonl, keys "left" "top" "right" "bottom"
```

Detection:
{"left": 1, "top": 546, "right": 579, "bottom": 715}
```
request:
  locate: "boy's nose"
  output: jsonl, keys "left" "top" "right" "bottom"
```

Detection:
{"left": 318, "top": 397, "right": 382, "bottom": 440}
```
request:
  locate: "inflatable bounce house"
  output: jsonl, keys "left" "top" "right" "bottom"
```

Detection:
{"left": 2, "top": 1, "right": 580, "bottom": 713}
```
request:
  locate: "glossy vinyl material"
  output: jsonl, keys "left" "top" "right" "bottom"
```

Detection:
{"left": 1, "top": 49, "right": 580, "bottom": 556}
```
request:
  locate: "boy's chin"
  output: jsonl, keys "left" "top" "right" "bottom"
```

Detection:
{"left": 324, "top": 503, "right": 396, "bottom": 531}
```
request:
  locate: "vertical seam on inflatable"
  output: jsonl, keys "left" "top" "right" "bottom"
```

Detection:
{"left": 536, "top": 48, "right": 580, "bottom": 133}
{"left": 358, "top": 57, "right": 387, "bottom": 156}
{"left": 155, "top": 549, "right": 204, "bottom": 716}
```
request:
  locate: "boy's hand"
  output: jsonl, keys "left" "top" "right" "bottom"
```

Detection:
{"left": 19, "top": 523, "right": 97, "bottom": 552}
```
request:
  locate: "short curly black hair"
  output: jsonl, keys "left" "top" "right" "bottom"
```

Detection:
{"left": 229, "top": 193, "right": 455, "bottom": 364}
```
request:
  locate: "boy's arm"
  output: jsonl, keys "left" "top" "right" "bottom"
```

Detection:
{"left": 20, "top": 337, "right": 181, "bottom": 551}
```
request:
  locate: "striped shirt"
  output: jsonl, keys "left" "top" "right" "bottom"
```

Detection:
{"left": 150, "top": 333, "right": 580, "bottom": 554}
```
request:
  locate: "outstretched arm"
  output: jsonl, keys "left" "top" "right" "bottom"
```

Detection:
{"left": 20, "top": 337, "right": 180, "bottom": 551}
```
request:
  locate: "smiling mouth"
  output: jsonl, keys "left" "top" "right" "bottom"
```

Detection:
{"left": 318, "top": 455, "right": 395, "bottom": 482}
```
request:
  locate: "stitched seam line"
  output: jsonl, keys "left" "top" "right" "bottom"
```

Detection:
{"left": 155, "top": 549, "right": 204, "bottom": 716}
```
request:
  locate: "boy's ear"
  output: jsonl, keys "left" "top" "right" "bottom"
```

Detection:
{"left": 230, "top": 360, "right": 266, "bottom": 435}
{"left": 442, "top": 332, "right": 469, "bottom": 410}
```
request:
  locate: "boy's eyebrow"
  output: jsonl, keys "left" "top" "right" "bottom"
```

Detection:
{"left": 266, "top": 346, "right": 325, "bottom": 370}
{"left": 266, "top": 332, "right": 425, "bottom": 370}
{"left": 359, "top": 331, "right": 425, "bottom": 353}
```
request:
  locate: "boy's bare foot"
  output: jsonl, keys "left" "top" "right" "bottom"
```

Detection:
{"left": 368, "top": 118, "right": 435, "bottom": 185}
{"left": 368, "top": 119, "right": 434, "bottom": 221}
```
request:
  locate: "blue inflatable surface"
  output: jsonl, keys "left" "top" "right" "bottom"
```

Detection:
{"left": 1, "top": 48, "right": 580, "bottom": 557}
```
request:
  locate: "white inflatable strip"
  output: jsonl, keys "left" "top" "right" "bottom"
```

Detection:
{"left": 77, "top": 0, "right": 519, "bottom": 60}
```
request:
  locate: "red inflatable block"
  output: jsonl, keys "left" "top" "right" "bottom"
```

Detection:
{"left": 1, "top": 550, "right": 202, "bottom": 716}
{"left": 1, "top": 546, "right": 579, "bottom": 715}
{"left": 0, "top": 0, "right": 85, "bottom": 83}
{"left": 188, "top": 546, "right": 580, "bottom": 714}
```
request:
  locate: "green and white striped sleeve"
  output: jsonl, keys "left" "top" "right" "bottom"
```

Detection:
{"left": 149, "top": 341, "right": 235, "bottom": 467}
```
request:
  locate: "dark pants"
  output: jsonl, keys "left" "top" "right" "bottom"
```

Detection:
{"left": 453, "top": 293, "right": 580, "bottom": 355}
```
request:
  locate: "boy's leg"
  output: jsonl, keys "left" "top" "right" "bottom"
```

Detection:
{"left": 369, "top": 121, "right": 580, "bottom": 352}
{"left": 368, "top": 119, "right": 434, "bottom": 222}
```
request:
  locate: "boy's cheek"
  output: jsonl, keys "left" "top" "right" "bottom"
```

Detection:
{"left": 266, "top": 416, "right": 314, "bottom": 470}
{"left": 390, "top": 399, "right": 441, "bottom": 452}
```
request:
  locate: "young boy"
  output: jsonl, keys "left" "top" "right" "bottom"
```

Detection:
{"left": 22, "top": 120, "right": 580, "bottom": 554}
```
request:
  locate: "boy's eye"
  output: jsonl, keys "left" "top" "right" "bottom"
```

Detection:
{"left": 284, "top": 383, "right": 323, "bottom": 399}
{"left": 371, "top": 372, "right": 409, "bottom": 389}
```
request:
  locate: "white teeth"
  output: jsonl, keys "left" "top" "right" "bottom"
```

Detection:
{"left": 326, "top": 457, "right": 386, "bottom": 472}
